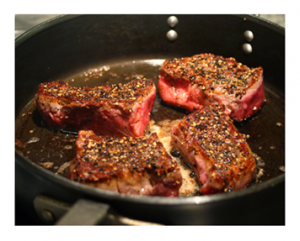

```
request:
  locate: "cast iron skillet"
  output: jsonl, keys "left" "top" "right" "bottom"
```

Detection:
{"left": 15, "top": 15, "right": 285, "bottom": 225}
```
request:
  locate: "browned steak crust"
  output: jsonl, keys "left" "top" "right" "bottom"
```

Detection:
{"left": 171, "top": 105, "right": 257, "bottom": 195}
{"left": 35, "top": 79, "right": 156, "bottom": 137}
{"left": 159, "top": 53, "right": 264, "bottom": 121}
{"left": 68, "top": 130, "right": 182, "bottom": 197}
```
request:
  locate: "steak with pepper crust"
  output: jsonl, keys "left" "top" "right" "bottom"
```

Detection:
{"left": 158, "top": 53, "right": 264, "bottom": 121}
{"left": 68, "top": 130, "right": 182, "bottom": 197}
{"left": 171, "top": 105, "right": 256, "bottom": 195}
{"left": 35, "top": 79, "right": 156, "bottom": 137}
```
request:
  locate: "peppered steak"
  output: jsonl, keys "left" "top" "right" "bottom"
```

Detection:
{"left": 158, "top": 53, "right": 264, "bottom": 121}
{"left": 171, "top": 105, "right": 256, "bottom": 195}
{"left": 35, "top": 79, "right": 156, "bottom": 137}
{"left": 68, "top": 130, "right": 182, "bottom": 197}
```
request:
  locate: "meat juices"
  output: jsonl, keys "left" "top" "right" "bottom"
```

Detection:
{"left": 68, "top": 130, "right": 182, "bottom": 197}
{"left": 35, "top": 79, "right": 156, "bottom": 137}
{"left": 158, "top": 53, "right": 264, "bottom": 122}
{"left": 171, "top": 105, "right": 257, "bottom": 194}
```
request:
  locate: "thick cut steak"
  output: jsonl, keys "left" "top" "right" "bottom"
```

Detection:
{"left": 171, "top": 105, "right": 256, "bottom": 194}
{"left": 68, "top": 130, "right": 182, "bottom": 197}
{"left": 159, "top": 53, "right": 264, "bottom": 121}
{"left": 35, "top": 79, "right": 156, "bottom": 137}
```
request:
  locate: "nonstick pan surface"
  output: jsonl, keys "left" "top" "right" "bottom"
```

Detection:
{"left": 15, "top": 15, "right": 285, "bottom": 225}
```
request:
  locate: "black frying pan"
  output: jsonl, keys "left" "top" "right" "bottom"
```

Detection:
{"left": 15, "top": 14, "right": 285, "bottom": 225}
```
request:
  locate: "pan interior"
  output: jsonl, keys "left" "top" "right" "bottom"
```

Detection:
{"left": 15, "top": 58, "right": 285, "bottom": 197}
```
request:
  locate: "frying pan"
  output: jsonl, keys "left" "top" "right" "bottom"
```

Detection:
{"left": 15, "top": 14, "right": 285, "bottom": 225}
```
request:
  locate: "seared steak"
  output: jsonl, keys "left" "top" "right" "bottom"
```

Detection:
{"left": 158, "top": 53, "right": 264, "bottom": 121}
{"left": 171, "top": 105, "right": 256, "bottom": 194}
{"left": 68, "top": 130, "right": 182, "bottom": 197}
{"left": 35, "top": 79, "right": 156, "bottom": 137}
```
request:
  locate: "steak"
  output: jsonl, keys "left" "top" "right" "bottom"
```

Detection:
{"left": 68, "top": 130, "right": 182, "bottom": 197}
{"left": 35, "top": 79, "right": 156, "bottom": 137}
{"left": 171, "top": 105, "right": 256, "bottom": 195}
{"left": 158, "top": 53, "right": 264, "bottom": 121}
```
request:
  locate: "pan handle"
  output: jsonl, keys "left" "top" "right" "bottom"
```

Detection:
{"left": 33, "top": 195, "right": 161, "bottom": 225}
{"left": 55, "top": 199, "right": 109, "bottom": 225}
{"left": 33, "top": 195, "right": 109, "bottom": 225}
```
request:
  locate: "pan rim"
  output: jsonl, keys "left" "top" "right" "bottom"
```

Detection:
{"left": 15, "top": 14, "right": 284, "bottom": 48}
{"left": 15, "top": 150, "right": 285, "bottom": 206}
{"left": 15, "top": 13, "right": 285, "bottom": 206}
